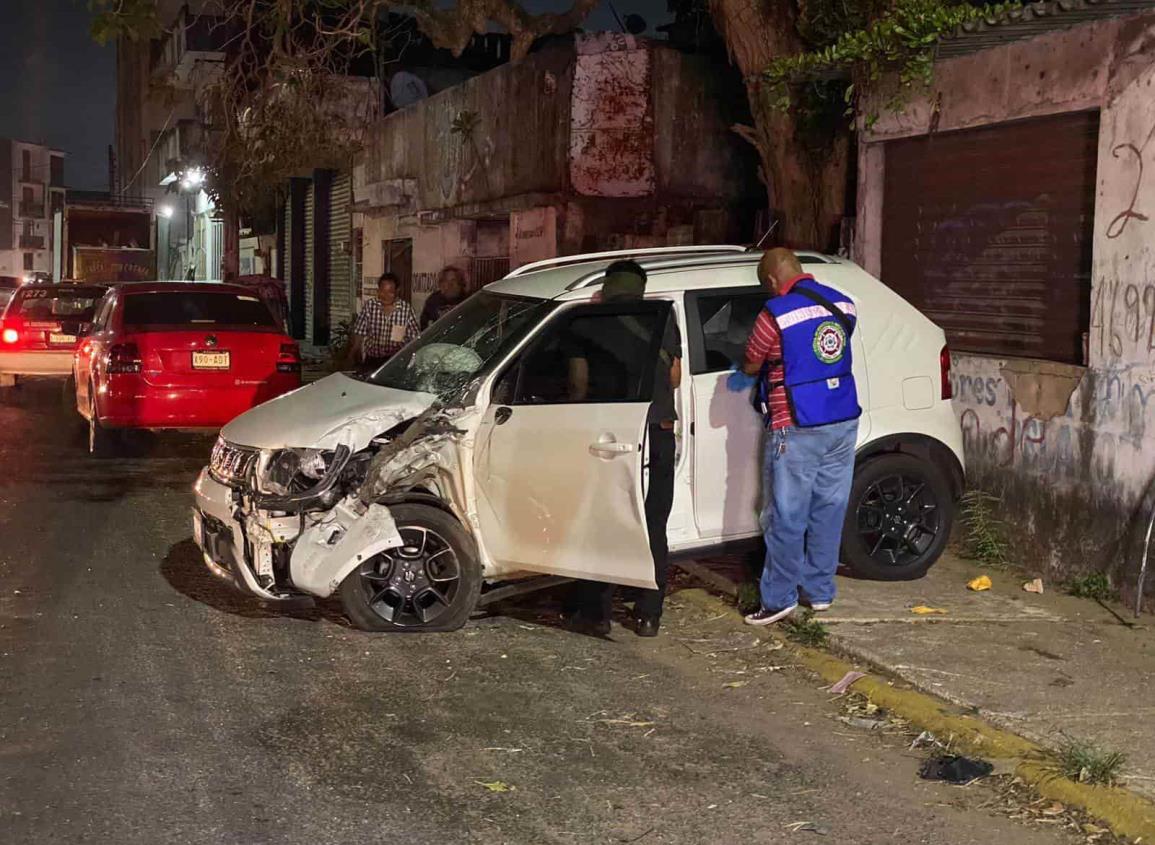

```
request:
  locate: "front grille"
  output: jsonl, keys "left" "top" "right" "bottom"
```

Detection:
{"left": 209, "top": 437, "right": 259, "bottom": 487}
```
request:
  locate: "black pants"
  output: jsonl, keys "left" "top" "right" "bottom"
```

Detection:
{"left": 567, "top": 426, "right": 676, "bottom": 622}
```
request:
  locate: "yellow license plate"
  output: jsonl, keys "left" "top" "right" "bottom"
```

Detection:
{"left": 49, "top": 333, "right": 75, "bottom": 346}
{"left": 192, "top": 350, "right": 230, "bottom": 370}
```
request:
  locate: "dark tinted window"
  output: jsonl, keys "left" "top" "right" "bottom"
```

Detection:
{"left": 0, "top": 276, "right": 21, "bottom": 290}
{"left": 693, "top": 291, "right": 767, "bottom": 374}
{"left": 496, "top": 304, "right": 667, "bottom": 406}
{"left": 12, "top": 287, "right": 104, "bottom": 322}
{"left": 122, "top": 291, "right": 277, "bottom": 329}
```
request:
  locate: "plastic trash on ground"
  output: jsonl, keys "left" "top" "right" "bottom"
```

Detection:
{"left": 1023, "top": 578, "right": 1044, "bottom": 594}
{"left": 967, "top": 575, "right": 993, "bottom": 592}
{"left": 918, "top": 754, "right": 994, "bottom": 784}
{"left": 911, "top": 605, "right": 948, "bottom": 615}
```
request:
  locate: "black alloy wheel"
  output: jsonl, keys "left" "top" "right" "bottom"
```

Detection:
{"left": 338, "top": 503, "right": 481, "bottom": 632}
{"left": 357, "top": 526, "right": 462, "bottom": 627}
{"left": 841, "top": 453, "right": 953, "bottom": 581}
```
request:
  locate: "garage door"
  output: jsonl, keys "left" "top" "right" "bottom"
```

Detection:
{"left": 881, "top": 111, "right": 1098, "bottom": 364}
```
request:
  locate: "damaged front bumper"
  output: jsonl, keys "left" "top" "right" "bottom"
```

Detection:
{"left": 192, "top": 467, "right": 407, "bottom": 602}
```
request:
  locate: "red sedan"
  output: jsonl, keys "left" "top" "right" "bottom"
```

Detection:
{"left": 75, "top": 282, "right": 301, "bottom": 452}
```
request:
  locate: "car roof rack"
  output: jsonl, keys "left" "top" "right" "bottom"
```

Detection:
{"left": 563, "top": 251, "right": 837, "bottom": 291}
{"left": 505, "top": 245, "right": 749, "bottom": 278}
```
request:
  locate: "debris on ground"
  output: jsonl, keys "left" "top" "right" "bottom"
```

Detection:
{"left": 980, "top": 775, "right": 1131, "bottom": 843}
{"left": 919, "top": 754, "right": 994, "bottom": 784}
{"left": 909, "top": 730, "right": 947, "bottom": 751}
{"left": 967, "top": 575, "right": 993, "bottom": 592}
{"left": 474, "top": 780, "right": 514, "bottom": 793}
{"left": 786, "top": 820, "right": 829, "bottom": 835}
{"left": 911, "top": 605, "right": 948, "bottom": 615}
{"left": 829, "top": 670, "right": 867, "bottom": 694}
{"left": 1023, "top": 578, "right": 1045, "bottom": 594}
{"left": 840, "top": 715, "right": 887, "bottom": 731}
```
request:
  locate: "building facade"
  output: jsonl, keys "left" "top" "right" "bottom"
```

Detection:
{"left": 351, "top": 33, "right": 760, "bottom": 320}
{"left": 853, "top": 3, "right": 1155, "bottom": 594}
{"left": 0, "top": 139, "right": 65, "bottom": 280}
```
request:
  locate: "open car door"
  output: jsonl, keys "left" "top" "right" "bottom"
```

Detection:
{"left": 474, "top": 300, "right": 674, "bottom": 589}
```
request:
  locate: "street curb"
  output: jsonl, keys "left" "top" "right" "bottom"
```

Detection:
{"left": 674, "top": 587, "right": 1155, "bottom": 842}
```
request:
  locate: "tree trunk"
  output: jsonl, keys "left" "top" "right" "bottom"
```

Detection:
{"left": 709, "top": 0, "right": 850, "bottom": 252}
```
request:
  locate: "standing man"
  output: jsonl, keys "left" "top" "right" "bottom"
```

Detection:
{"left": 352, "top": 272, "right": 420, "bottom": 371}
{"left": 736, "top": 248, "right": 860, "bottom": 625}
{"left": 564, "top": 260, "right": 681, "bottom": 637}
{"left": 420, "top": 266, "right": 468, "bottom": 330}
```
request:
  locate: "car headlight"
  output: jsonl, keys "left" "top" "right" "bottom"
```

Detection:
{"left": 257, "top": 448, "right": 332, "bottom": 496}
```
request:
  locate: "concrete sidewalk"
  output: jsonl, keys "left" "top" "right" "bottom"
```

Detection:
{"left": 685, "top": 551, "right": 1155, "bottom": 801}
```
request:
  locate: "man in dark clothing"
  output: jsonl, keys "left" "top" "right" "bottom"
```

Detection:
{"left": 419, "top": 266, "right": 468, "bottom": 330}
{"left": 564, "top": 259, "right": 681, "bottom": 638}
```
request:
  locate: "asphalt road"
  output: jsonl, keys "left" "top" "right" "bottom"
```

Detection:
{"left": 0, "top": 381, "right": 1078, "bottom": 844}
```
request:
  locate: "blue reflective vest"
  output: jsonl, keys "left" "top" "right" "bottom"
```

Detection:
{"left": 755, "top": 276, "right": 862, "bottom": 428}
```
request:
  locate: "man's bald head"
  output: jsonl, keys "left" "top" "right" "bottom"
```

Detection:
{"left": 757, "top": 248, "right": 803, "bottom": 293}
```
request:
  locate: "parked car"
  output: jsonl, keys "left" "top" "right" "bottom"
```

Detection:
{"left": 0, "top": 282, "right": 108, "bottom": 384}
{"left": 192, "top": 247, "right": 965, "bottom": 632}
{"left": 75, "top": 282, "right": 302, "bottom": 453}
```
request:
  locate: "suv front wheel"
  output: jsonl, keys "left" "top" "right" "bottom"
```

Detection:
{"left": 841, "top": 453, "right": 953, "bottom": 581}
{"left": 338, "top": 503, "right": 482, "bottom": 632}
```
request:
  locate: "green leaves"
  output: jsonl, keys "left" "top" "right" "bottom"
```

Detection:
{"left": 89, "top": 0, "right": 161, "bottom": 44}
{"left": 760, "top": 0, "right": 1023, "bottom": 120}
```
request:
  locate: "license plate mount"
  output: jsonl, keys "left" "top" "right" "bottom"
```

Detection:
{"left": 193, "top": 350, "right": 230, "bottom": 370}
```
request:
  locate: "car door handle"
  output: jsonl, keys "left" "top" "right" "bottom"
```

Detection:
{"left": 495, "top": 406, "right": 513, "bottom": 425}
{"left": 589, "top": 436, "right": 635, "bottom": 458}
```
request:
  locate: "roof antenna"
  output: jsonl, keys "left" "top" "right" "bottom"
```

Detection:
{"left": 749, "top": 217, "right": 779, "bottom": 252}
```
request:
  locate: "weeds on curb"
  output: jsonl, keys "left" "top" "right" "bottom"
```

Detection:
{"left": 736, "top": 583, "right": 761, "bottom": 615}
{"left": 1058, "top": 738, "right": 1127, "bottom": 786}
{"left": 783, "top": 612, "right": 829, "bottom": 647}
{"left": 1066, "top": 572, "right": 1118, "bottom": 602}
{"left": 960, "top": 490, "right": 1011, "bottom": 568}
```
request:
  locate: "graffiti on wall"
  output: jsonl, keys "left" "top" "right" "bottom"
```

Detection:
{"left": 1105, "top": 119, "right": 1154, "bottom": 240}
{"left": 1091, "top": 278, "right": 1155, "bottom": 360}
{"left": 952, "top": 363, "right": 1155, "bottom": 491}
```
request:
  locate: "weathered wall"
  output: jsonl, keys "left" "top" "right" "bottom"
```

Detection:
{"left": 857, "top": 13, "right": 1155, "bottom": 593}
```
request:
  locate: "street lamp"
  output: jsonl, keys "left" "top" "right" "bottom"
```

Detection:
{"left": 180, "top": 167, "right": 205, "bottom": 191}
{"left": 157, "top": 204, "right": 174, "bottom": 219}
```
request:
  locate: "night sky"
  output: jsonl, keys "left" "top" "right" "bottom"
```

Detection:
{"left": 0, "top": 0, "right": 671, "bottom": 192}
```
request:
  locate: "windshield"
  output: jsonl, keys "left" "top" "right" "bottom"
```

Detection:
{"left": 363, "top": 292, "right": 556, "bottom": 400}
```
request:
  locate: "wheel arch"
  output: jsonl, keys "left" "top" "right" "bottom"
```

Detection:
{"left": 856, "top": 433, "right": 964, "bottom": 500}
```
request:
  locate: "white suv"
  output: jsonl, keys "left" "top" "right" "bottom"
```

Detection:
{"left": 192, "top": 247, "right": 964, "bottom": 632}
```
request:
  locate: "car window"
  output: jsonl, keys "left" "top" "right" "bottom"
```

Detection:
{"left": 495, "top": 303, "right": 669, "bottom": 406}
{"left": 90, "top": 294, "right": 115, "bottom": 332}
{"left": 0, "top": 276, "right": 21, "bottom": 290}
{"left": 691, "top": 289, "right": 767, "bottom": 374}
{"left": 122, "top": 291, "right": 277, "bottom": 329}
{"left": 365, "top": 292, "right": 556, "bottom": 402}
{"left": 11, "top": 287, "right": 104, "bottom": 322}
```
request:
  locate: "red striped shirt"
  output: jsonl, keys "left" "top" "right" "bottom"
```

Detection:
{"left": 744, "top": 274, "right": 810, "bottom": 430}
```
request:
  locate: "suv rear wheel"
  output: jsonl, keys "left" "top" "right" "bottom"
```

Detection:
{"left": 338, "top": 504, "right": 481, "bottom": 633}
{"left": 841, "top": 453, "right": 953, "bottom": 581}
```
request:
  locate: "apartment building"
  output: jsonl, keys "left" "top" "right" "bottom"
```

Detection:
{"left": 0, "top": 139, "right": 65, "bottom": 280}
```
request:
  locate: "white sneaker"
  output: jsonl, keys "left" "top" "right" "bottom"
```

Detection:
{"left": 744, "top": 604, "right": 798, "bottom": 626}
{"left": 809, "top": 602, "right": 832, "bottom": 612}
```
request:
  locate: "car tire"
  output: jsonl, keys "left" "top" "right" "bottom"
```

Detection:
{"left": 841, "top": 453, "right": 953, "bottom": 581}
{"left": 338, "top": 503, "right": 481, "bottom": 633}
{"left": 87, "top": 385, "right": 119, "bottom": 457}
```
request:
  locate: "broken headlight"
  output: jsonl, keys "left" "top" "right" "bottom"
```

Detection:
{"left": 257, "top": 448, "right": 333, "bottom": 496}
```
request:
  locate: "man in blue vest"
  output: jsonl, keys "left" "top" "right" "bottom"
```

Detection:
{"left": 735, "top": 248, "right": 860, "bottom": 625}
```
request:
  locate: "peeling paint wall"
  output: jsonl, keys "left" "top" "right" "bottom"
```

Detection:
{"left": 857, "top": 12, "right": 1155, "bottom": 591}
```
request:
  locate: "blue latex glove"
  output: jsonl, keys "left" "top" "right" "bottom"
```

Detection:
{"left": 726, "top": 367, "right": 757, "bottom": 393}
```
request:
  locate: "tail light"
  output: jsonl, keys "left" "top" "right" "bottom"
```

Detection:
{"left": 940, "top": 345, "right": 952, "bottom": 400}
{"left": 276, "top": 342, "right": 301, "bottom": 373}
{"left": 1, "top": 325, "right": 18, "bottom": 345}
{"left": 107, "top": 342, "right": 142, "bottom": 374}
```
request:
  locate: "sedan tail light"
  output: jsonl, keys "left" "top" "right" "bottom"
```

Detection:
{"left": 940, "top": 345, "right": 952, "bottom": 400}
{"left": 1, "top": 325, "right": 19, "bottom": 345}
{"left": 277, "top": 342, "right": 301, "bottom": 374}
{"left": 107, "top": 342, "right": 142, "bottom": 374}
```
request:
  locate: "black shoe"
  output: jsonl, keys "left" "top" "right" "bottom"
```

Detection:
{"left": 633, "top": 616, "right": 660, "bottom": 637}
{"left": 744, "top": 604, "right": 798, "bottom": 626}
{"left": 564, "top": 613, "right": 611, "bottom": 637}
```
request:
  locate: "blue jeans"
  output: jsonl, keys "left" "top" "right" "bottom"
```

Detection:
{"left": 759, "top": 419, "right": 858, "bottom": 610}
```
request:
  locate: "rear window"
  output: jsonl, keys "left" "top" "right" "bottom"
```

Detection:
{"left": 122, "top": 291, "right": 277, "bottom": 329}
{"left": 12, "top": 287, "right": 104, "bottom": 322}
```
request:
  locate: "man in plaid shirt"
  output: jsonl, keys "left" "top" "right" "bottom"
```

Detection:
{"left": 352, "top": 273, "right": 420, "bottom": 370}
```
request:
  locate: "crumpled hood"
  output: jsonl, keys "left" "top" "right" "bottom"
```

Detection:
{"left": 221, "top": 372, "right": 434, "bottom": 451}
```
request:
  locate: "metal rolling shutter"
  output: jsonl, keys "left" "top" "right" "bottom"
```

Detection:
{"left": 329, "top": 172, "right": 353, "bottom": 331}
{"left": 304, "top": 181, "right": 315, "bottom": 346}
{"left": 881, "top": 111, "right": 1098, "bottom": 364}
